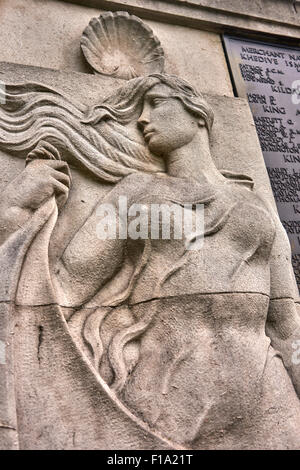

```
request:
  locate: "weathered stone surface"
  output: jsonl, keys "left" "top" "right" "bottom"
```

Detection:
{"left": 0, "top": 57, "right": 299, "bottom": 449}
{"left": 0, "top": 0, "right": 233, "bottom": 96}
{"left": 174, "top": 0, "right": 300, "bottom": 26}
{"left": 63, "top": 0, "right": 300, "bottom": 39}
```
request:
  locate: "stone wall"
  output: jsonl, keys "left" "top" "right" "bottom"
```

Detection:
{"left": 1, "top": 0, "right": 300, "bottom": 450}
{"left": 0, "top": 0, "right": 233, "bottom": 96}
{"left": 63, "top": 0, "right": 300, "bottom": 38}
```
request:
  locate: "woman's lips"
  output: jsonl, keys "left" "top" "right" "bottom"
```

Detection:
{"left": 144, "top": 130, "right": 155, "bottom": 142}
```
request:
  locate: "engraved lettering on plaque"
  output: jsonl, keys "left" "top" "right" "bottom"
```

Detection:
{"left": 224, "top": 36, "right": 300, "bottom": 288}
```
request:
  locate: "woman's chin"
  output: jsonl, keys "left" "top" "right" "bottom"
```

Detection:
{"left": 148, "top": 139, "right": 168, "bottom": 158}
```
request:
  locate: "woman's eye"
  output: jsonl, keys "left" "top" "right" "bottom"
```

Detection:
{"left": 152, "top": 98, "right": 165, "bottom": 106}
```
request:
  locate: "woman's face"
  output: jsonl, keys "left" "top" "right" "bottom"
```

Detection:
{"left": 137, "top": 83, "right": 199, "bottom": 157}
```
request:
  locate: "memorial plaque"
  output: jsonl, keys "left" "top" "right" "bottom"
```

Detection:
{"left": 223, "top": 36, "right": 300, "bottom": 289}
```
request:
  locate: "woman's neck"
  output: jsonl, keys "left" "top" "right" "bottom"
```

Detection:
{"left": 165, "top": 130, "right": 224, "bottom": 185}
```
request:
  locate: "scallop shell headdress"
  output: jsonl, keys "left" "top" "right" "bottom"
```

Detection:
{"left": 81, "top": 11, "right": 165, "bottom": 80}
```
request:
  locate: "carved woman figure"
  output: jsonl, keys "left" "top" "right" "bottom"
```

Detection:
{"left": 0, "top": 74, "right": 300, "bottom": 449}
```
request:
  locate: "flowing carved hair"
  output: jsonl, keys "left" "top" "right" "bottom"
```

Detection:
{"left": 0, "top": 74, "right": 213, "bottom": 183}
{"left": 83, "top": 73, "right": 214, "bottom": 132}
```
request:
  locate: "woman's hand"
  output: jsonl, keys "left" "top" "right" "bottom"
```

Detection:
{"left": 0, "top": 142, "right": 71, "bottom": 244}
{"left": 14, "top": 140, "right": 71, "bottom": 211}
{"left": 17, "top": 158, "right": 71, "bottom": 211}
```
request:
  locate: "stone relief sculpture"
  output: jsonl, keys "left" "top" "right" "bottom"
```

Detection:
{"left": 0, "top": 12, "right": 300, "bottom": 450}
{"left": 81, "top": 11, "right": 165, "bottom": 79}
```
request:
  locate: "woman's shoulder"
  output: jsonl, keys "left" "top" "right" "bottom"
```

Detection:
{"left": 118, "top": 171, "right": 157, "bottom": 188}
{"left": 114, "top": 172, "right": 184, "bottom": 203}
{"left": 105, "top": 172, "right": 155, "bottom": 202}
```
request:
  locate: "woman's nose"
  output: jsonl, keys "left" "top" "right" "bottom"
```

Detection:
{"left": 138, "top": 106, "right": 150, "bottom": 129}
